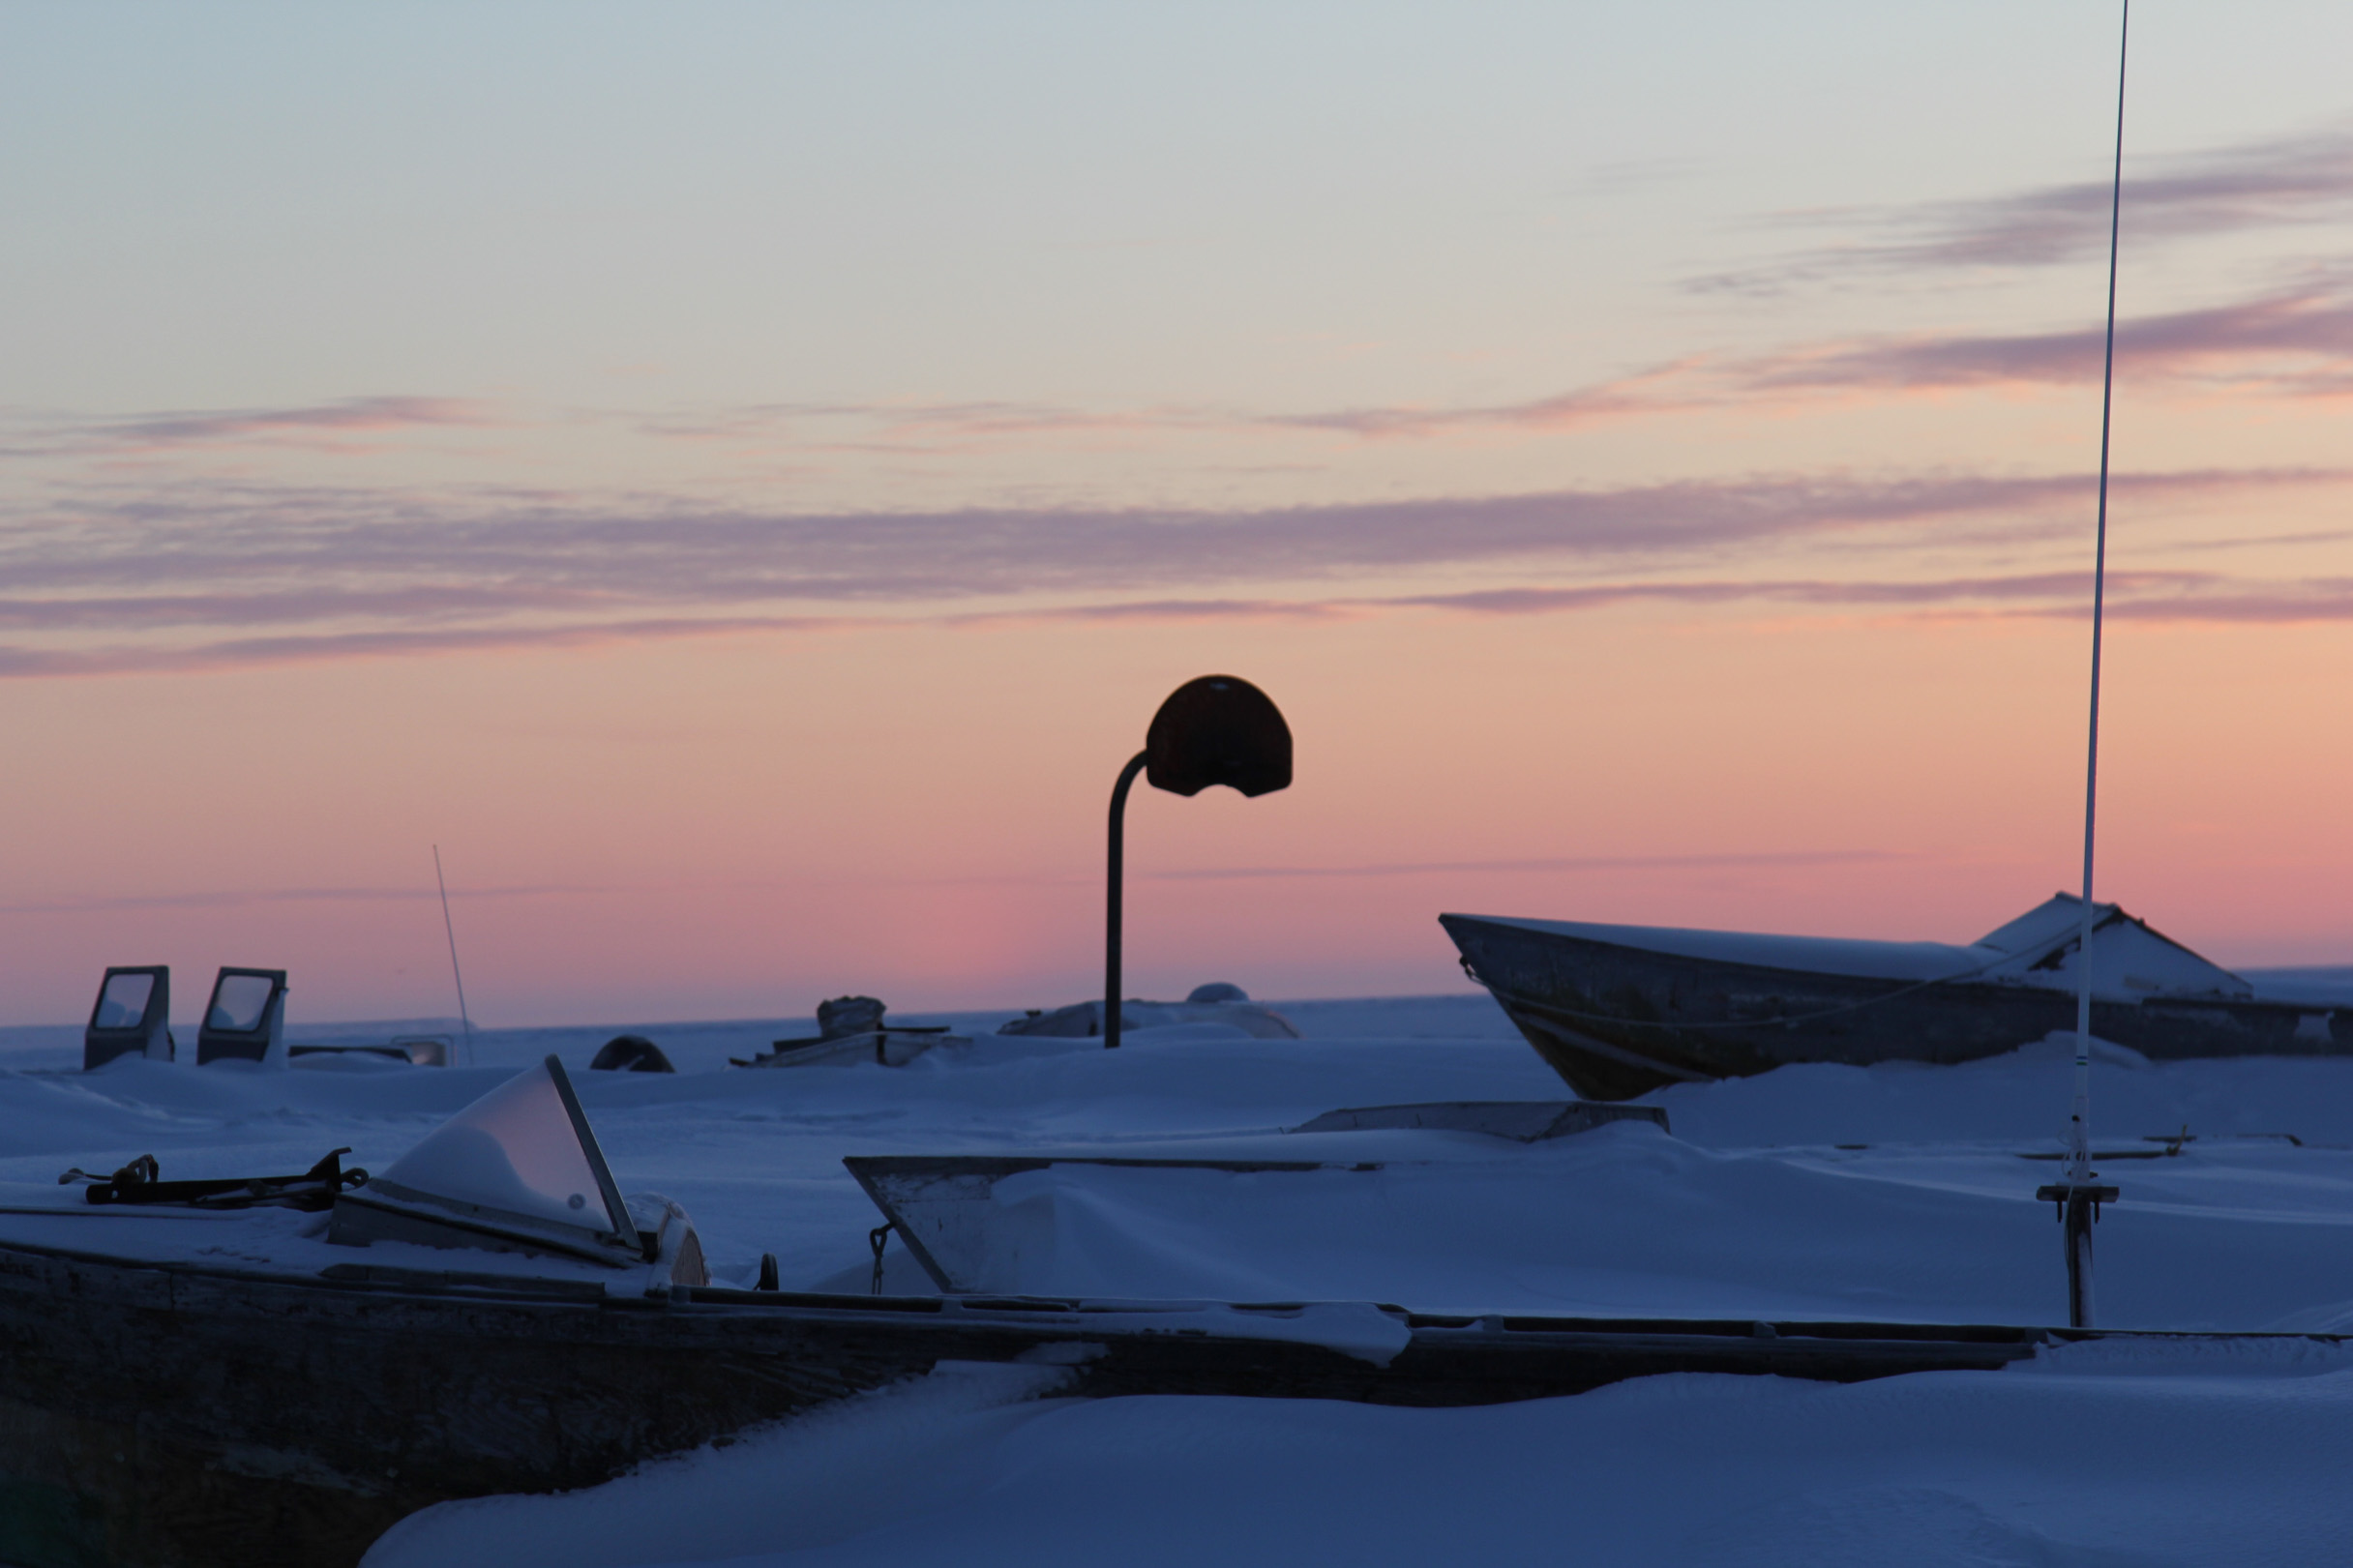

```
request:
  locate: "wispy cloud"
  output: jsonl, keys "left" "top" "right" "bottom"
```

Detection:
{"left": 0, "top": 850, "right": 1902, "bottom": 911}
{"left": 1248, "top": 281, "right": 2353, "bottom": 440}
{"left": 1691, "top": 126, "right": 2353, "bottom": 293}
{"left": 1252, "top": 364, "right": 1700, "bottom": 440}
{"left": 7, "top": 466, "right": 2313, "bottom": 619}
{"left": 1389, "top": 571, "right": 2353, "bottom": 627}
{"left": 780, "top": 279, "right": 2353, "bottom": 451}
{"left": 630, "top": 398, "right": 1207, "bottom": 449}
{"left": 2, "top": 397, "right": 492, "bottom": 458}
{"left": 1143, "top": 848, "right": 1905, "bottom": 881}
{"left": 9, "top": 552, "right": 2352, "bottom": 681}
{"left": 2100, "top": 581, "right": 2353, "bottom": 624}
{"left": 1742, "top": 282, "right": 2353, "bottom": 396}
{"left": 0, "top": 613, "right": 862, "bottom": 679}
{"left": 17, "top": 273, "right": 2347, "bottom": 486}
{"left": 0, "top": 881, "right": 609, "bottom": 915}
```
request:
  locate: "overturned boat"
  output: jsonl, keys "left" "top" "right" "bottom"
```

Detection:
{"left": 1443, "top": 893, "right": 2352, "bottom": 1101}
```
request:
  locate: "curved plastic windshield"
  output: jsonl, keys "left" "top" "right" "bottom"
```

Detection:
{"left": 95, "top": 973, "right": 155, "bottom": 1029}
{"left": 207, "top": 974, "right": 276, "bottom": 1032}
{"left": 377, "top": 1058, "right": 621, "bottom": 1234}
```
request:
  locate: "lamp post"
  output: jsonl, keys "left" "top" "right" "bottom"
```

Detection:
{"left": 1104, "top": 675, "right": 1293, "bottom": 1050}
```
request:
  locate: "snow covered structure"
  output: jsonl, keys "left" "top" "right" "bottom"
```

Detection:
{"left": 1000, "top": 983, "right": 1301, "bottom": 1040}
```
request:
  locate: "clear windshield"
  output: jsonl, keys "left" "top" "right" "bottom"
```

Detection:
{"left": 377, "top": 1059, "right": 618, "bottom": 1233}
{"left": 95, "top": 973, "right": 154, "bottom": 1029}
{"left": 207, "top": 974, "right": 276, "bottom": 1032}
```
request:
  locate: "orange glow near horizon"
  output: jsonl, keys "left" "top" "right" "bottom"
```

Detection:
{"left": 5, "top": 587, "right": 2349, "bottom": 1029}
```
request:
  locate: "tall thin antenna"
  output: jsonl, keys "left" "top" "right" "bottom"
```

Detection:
{"left": 432, "top": 844, "right": 477, "bottom": 1068}
{"left": 2041, "top": 0, "right": 2130, "bottom": 1331}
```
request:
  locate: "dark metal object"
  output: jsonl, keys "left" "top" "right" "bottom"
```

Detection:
{"left": 1143, "top": 674, "right": 1293, "bottom": 799}
{"left": 66, "top": 1148, "right": 366, "bottom": 1212}
{"left": 589, "top": 1034, "right": 676, "bottom": 1073}
{"left": 194, "top": 967, "right": 288, "bottom": 1066}
{"left": 1444, "top": 914, "right": 2348, "bottom": 1102}
{"left": 0, "top": 1233, "right": 2100, "bottom": 1568}
{"left": 2037, "top": 1181, "right": 2120, "bottom": 1328}
{"left": 432, "top": 844, "right": 477, "bottom": 1068}
{"left": 546, "top": 1054, "right": 638, "bottom": 1248}
{"left": 1104, "top": 750, "right": 1149, "bottom": 1050}
{"left": 83, "top": 965, "right": 173, "bottom": 1071}
{"left": 1106, "top": 676, "right": 1293, "bottom": 1050}
{"left": 1291, "top": 1101, "right": 1669, "bottom": 1140}
{"left": 288, "top": 1038, "right": 449, "bottom": 1067}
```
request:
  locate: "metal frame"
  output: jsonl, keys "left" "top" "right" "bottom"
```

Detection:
{"left": 83, "top": 964, "right": 171, "bottom": 1070}
{"left": 544, "top": 1053, "right": 640, "bottom": 1247}
{"left": 195, "top": 967, "right": 288, "bottom": 1065}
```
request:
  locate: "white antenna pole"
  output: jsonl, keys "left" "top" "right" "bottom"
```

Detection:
{"left": 432, "top": 844, "right": 478, "bottom": 1067}
{"left": 2046, "top": 0, "right": 2130, "bottom": 1331}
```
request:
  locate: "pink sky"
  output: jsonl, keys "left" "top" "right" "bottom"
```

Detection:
{"left": 5, "top": 4, "right": 2352, "bottom": 1026}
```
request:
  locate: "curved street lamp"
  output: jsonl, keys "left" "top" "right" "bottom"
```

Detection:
{"left": 1105, "top": 675, "right": 1293, "bottom": 1050}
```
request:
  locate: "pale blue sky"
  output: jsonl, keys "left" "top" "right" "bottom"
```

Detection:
{"left": 10, "top": 1, "right": 2348, "bottom": 418}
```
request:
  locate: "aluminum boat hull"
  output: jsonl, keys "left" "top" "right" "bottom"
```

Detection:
{"left": 0, "top": 1237, "right": 2061, "bottom": 1568}
{"left": 1442, "top": 912, "right": 2344, "bottom": 1102}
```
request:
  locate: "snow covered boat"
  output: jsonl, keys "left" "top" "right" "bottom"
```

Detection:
{"left": 846, "top": 1102, "right": 1671, "bottom": 1295}
{"left": 0, "top": 1056, "right": 2060, "bottom": 1566}
{"left": 1443, "top": 894, "right": 2351, "bottom": 1101}
{"left": 999, "top": 983, "right": 1301, "bottom": 1040}
{"left": 0, "top": 1226, "right": 2069, "bottom": 1568}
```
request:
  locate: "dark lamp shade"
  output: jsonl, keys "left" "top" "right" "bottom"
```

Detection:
{"left": 1144, "top": 675, "right": 1292, "bottom": 798}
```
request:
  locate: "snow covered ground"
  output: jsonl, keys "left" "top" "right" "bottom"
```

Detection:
{"left": 7, "top": 991, "right": 2353, "bottom": 1564}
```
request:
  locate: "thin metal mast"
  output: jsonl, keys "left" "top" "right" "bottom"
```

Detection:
{"left": 432, "top": 844, "right": 478, "bottom": 1067}
{"left": 2071, "top": 1, "right": 2130, "bottom": 1182}
{"left": 2047, "top": 0, "right": 2130, "bottom": 1332}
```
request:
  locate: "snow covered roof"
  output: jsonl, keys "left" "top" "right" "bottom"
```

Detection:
{"left": 1970, "top": 893, "right": 2252, "bottom": 999}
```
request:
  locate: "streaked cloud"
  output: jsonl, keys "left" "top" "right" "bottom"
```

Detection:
{"left": 1144, "top": 848, "right": 1905, "bottom": 881}
{"left": 1690, "top": 126, "right": 2353, "bottom": 293}
{"left": 0, "top": 848, "right": 1902, "bottom": 912}
{"left": 1255, "top": 280, "right": 2353, "bottom": 441}
{"left": 656, "top": 280, "right": 2353, "bottom": 453}
{"left": 5, "top": 465, "right": 2321, "bottom": 626}
{"left": 9, "top": 550, "right": 2352, "bottom": 681}
{"left": 13, "top": 274, "right": 2348, "bottom": 486}
{"left": 0, "top": 881, "right": 611, "bottom": 916}
{"left": 1742, "top": 282, "right": 2353, "bottom": 396}
{"left": 2, "top": 397, "right": 491, "bottom": 457}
